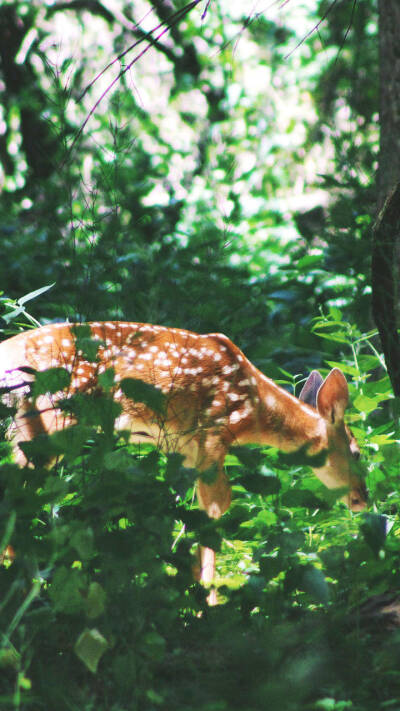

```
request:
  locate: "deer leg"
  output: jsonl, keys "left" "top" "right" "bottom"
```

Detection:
{"left": 10, "top": 396, "right": 61, "bottom": 466}
{"left": 196, "top": 464, "right": 231, "bottom": 604}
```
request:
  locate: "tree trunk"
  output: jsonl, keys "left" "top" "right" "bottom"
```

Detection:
{"left": 371, "top": 1, "right": 400, "bottom": 396}
{"left": 377, "top": 0, "right": 400, "bottom": 205}
{"left": 371, "top": 185, "right": 400, "bottom": 396}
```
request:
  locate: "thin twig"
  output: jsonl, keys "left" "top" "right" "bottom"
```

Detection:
{"left": 334, "top": 0, "right": 357, "bottom": 64}
{"left": 284, "top": 0, "right": 339, "bottom": 59}
{"left": 201, "top": 0, "right": 211, "bottom": 20}
{"left": 67, "top": 0, "right": 201, "bottom": 160}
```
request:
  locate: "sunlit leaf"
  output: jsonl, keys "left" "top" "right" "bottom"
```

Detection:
{"left": 74, "top": 628, "right": 108, "bottom": 673}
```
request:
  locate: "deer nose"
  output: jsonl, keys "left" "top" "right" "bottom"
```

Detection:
{"left": 350, "top": 486, "right": 369, "bottom": 511}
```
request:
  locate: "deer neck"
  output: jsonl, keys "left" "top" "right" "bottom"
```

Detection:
{"left": 235, "top": 368, "right": 327, "bottom": 455}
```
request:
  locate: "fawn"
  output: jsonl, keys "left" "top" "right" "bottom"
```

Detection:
{"left": 0, "top": 322, "right": 367, "bottom": 598}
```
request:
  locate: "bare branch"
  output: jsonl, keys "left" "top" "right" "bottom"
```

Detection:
{"left": 66, "top": 0, "right": 201, "bottom": 161}
{"left": 284, "top": 0, "right": 339, "bottom": 60}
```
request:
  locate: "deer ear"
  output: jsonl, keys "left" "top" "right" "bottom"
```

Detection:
{"left": 316, "top": 368, "right": 349, "bottom": 424}
{"left": 299, "top": 370, "right": 324, "bottom": 408}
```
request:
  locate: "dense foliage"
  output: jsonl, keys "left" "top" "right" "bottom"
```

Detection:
{"left": 2, "top": 1, "right": 400, "bottom": 709}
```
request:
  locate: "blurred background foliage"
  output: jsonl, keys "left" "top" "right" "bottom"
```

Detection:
{"left": 2, "top": 1, "right": 400, "bottom": 710}
{"left": 0, "top": 0, "right": 377, "bottom": 366}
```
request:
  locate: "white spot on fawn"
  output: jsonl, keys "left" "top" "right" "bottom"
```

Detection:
{"left": 156, "top": 358, "right": 171, "bottom": 367}
{"left": 222, "top": 365, "right": 233, "bottom": 375}
{"left": 265, "top": 394, "right": 277, "bottom": 410}
{"left": 229, "top": 410, "right": 242, "bottom": 424}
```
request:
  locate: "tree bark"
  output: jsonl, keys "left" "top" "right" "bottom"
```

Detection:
{"left": 371, "top": 2, "right": 400, "bottom": 395}
{"left": 377, "top": 0, "right": 400, "bottom": 206}
{"left": 371, "top": 184, "right": 400, "bottom": 396}
{"left": 0, "top": 5, "right": 61, "bottom": 180}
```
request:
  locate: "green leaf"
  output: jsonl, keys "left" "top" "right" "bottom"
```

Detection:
{"left": 146, "top": 689, "right": 164, "bottom": 705}
{"left": 319, "top": 486, "right": 352, "bottom": 507}
{"left": 297, "top": 254, "right": 323, "bottom": 269}
{"left": 46, "top": 424, "right": 93, "bottom": 461}
{"left": 70, "top": 527, "right": 94, "bottom": 559}
{"left": 71, "top": 324, "right": 101, "bottom": 362}
{"left": 86, "top": 582, "right": 107, "bottom": 620}
{"left": 17, "top": 674, "right": 32, "bottom": 691}
{"left": 353, "top": 393, "right": 382, "bottom": 414}
{"left": 165, "top": 452, "right": 185, "bottom": 477}
{"left": 0, "top": 647, "right": 20, "bottom": 670}
{"left": 74, "top": 628, "right": 108, "bottom": 673}
{"left": 362, "top": 376, "right": 392, "bottom": 397}
{"left": 32, "top": 367, "right": 70, "bottom": 396}
{"left": 259, "top": 555, "right": 283, "bottom": 581}
{"left": 62, "top": 392, "right": 120, "bottom": 430}
{"left": 369, "top": 433, "right": 397, "bottom": 446}
{"left": 39, "top": 475, "right": 69, "bottom": 505}
{"left": 325, "top": 361, "right": 359, "bottom": 377}
{"left": 199, "top": 524, "right": 222, "bottom": 552}
{"left": 301, "top": 565, "right": 330, "bottom": 605}
{"left": 277, "top": 445, "right": 328, "bottom": 469}
{"left": 253, "top": 510, "right": 277, "bottom": 527}
{"left": 281, "top": 489, "right": 325, "bottom": 509}
{"left": 104, "top": 448, "right": 133, "bottom": 470}
{"left": 357, "top": 354, "right": 384, "bottom": 371}
{"left": 18, "top": 283, "right": 55, "bottom": 305}
{"left": 314, "top": 331, "right": 349, "bottom": 344}
{"left": 49, "top": 567, "right": 87, "bottom": 614}
{"left": 198, "top": 465, "right": 218, "bottom": 485}
{"left": 360, "top": 513, "right": 388, "bottom": 556}
{"left": 120, "top": 377, "right": 165, "bottom": 415}
{"left": 239, "top": 472, "right": 281, "bottom": 496}
{"left": 98, "top": 367, "right": 115, "bottom": 390}
{"left": 315, "top": 698, "right": 353, "bottom": 710}
{"left": 230, "top": 446, "right": 265, "bottom": 468}
{"left": 143, "top": 631, "right": 166, "bottom": 662}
